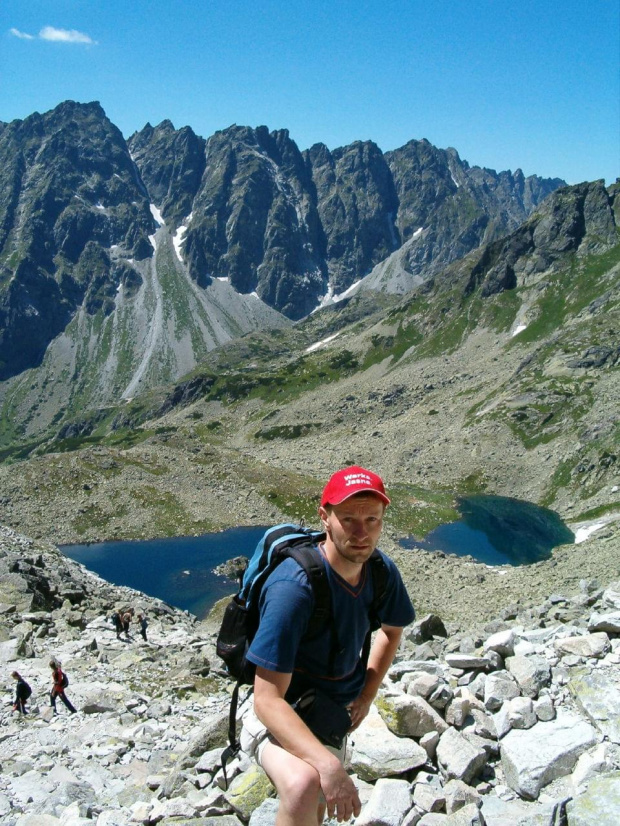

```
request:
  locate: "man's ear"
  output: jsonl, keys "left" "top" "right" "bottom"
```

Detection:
{"left": 318, "top": 505, "right": 329, "bottom": 529}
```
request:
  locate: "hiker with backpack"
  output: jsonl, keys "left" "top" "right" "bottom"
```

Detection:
{"left": 137, "top": 612, "right": 148, "bottom": 642}
{"left": 121, "top": 608, "right": 134, "bottom": 639}
{"left": 111, "top": 610, "right": 123, "bottom": 639}
{"left": 220, "top": 466, "right": 415, "bottom": 826}
{"left": 49, "top": 659, "right": 77, "bottom": 714}
{"left": 11, "top": 671, "right": 31, "bottom": 714}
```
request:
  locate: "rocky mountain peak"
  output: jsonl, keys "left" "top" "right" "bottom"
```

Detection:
{"left": 0, "top": 100, "right": 573, "bottom": 435}
{"left": 0, "top": 101, "right": 154, "bottom": 380}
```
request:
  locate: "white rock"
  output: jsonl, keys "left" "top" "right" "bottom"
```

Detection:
{"left": 602, "top": 582, "right": 620, "bottom": 610}
{"left": 533, "top": 693, "right": 555, "bottom": 722}
{"left": 588, "top": 610, "right": 620, "bottom": 633}
{"left": 483, "top": 629, "right": 516, "bottom": 657}
{"left": 554, "top": 631, "right": 611, "bottom": 658}
{"left": 349, "top": 705, "right": 428, "bottom": 781}
{"left": 506, "top": 696, "right": 536, "bottom": 729}
{"left": 483, "top": 671, "right": 520, "bottom": 711}
{"left": 505, "top": 654, "right": 551, "bottom": 698}
{"left": 500, "top": 709, "right": 598, "bottom": 799}
{"left": 572, "top": 743, "right": 612, "bottom": 788}
{"left": 356, "top": 777, "right": 413, "bottom": 825}
{"left": 436, "top": 727, "right": 488, "bottom": 784}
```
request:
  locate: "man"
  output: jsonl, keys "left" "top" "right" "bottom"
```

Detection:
{"left": 11, "top": 671, "right": 31, "bottom": 714}
{"left": 240, "top": 466, "right": 415, "bottom": 825}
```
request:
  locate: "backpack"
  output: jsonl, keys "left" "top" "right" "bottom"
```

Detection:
{"left": 215, "top": 523, "right": 388, "bottom": 780}
{"left": 21, "top": 680, "right": 32, "bottom": 700}
{"left": 61, "top": 671, "right": 69, "bottom": 688}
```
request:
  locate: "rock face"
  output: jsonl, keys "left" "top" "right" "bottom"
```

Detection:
{"left": 1, "top": 100, "right": 564, "bottom": 382}
{"left": 2, "top": 524, "right": 620, "bottom": 825}
{"left": 0, "top": 101, "right": 154, "bottom": 380}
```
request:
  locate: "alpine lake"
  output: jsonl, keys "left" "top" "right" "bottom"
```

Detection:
{"left": 61, "top": 496, "right": 575, "bottom": 620}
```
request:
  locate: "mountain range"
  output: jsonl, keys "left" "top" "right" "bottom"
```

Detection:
{"left": 0, "top": 100, "right": 617, "bottom": 549}
{"left": 0, "top": 100, "right": 566, "bottom": 445}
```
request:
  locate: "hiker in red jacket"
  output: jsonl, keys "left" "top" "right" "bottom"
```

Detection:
{"left": 49, "top": 659, "right": 77, "bottom": 714}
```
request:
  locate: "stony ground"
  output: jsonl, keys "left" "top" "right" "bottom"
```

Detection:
{"left": 2, "top": 525, "right": 620, "bottom": 825}
{"left": 0, "top": 320, "right": 617, "bottom": 631}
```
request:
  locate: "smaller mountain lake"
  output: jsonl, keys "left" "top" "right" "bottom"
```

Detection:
{"left": 61, "top": 526, "right": 267, "bottom": 620}
{"left": 400, "top": 495, "right": 575, "bottom": 565}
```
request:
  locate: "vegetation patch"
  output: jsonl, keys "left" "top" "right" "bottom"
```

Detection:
{"left": 388, "top": 483, "right": 461, "bottom": 538}
{"left": 574, "top": 502, "right": 620, "bottom": 522}
{"left": 254, "top": 423, "right": 322, "bottom": 441}
{"left": 72, "top": 503, "right": 121, "bottom": 536}
{"left": 235, "top": 463, "right": 322, "bottom": 525}
{"left": 129, "top": 485, "right": 206, "bottom": 536}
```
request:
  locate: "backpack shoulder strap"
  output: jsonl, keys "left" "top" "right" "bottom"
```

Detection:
{"left": 286, "top": 540, "right": 330, "bottom": 633}
{"left": 357, "top": 550, "right": 389, "bottom": 672}
{"left": 367, "top": 550, "right": 389, "bottom": 630}
{"left": 286, "top": 539, "right": 343, "bottom": 676}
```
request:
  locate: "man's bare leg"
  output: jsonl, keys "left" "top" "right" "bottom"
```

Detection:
{"left": 260, "top": 740, "right": 325, "bottom": 826}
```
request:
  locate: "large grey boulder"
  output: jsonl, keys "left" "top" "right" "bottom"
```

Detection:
{"left": 348, "top": 705, "right": 428, "bottom": 780}
{"left": 569, "top": 666, "right": 620, "bottom": 743}
{"left": 355, "top": 777, "right": 413, "bottom": 826}
{"left": 500, "top": 709, "right": 598, "bottom": 799}
{"left": 566, "top": 772, "right": 620, "bottom": 825}
{"left": 553, "top": 631, "right": 610, "bottom": 658}
{"left": 376, "top": 692, "right": 449, "bottom": 738}
{"left": 505, "top": 654, "right": 551, "bottom": 698}
{"left": 436, "top": 727, "right": 488, "bottom": 785}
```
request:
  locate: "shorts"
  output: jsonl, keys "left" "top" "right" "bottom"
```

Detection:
{"left": 239, "top": 701, "right": 348, "bottom": 767}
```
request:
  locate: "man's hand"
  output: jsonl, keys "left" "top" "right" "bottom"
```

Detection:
{"left": 347, "top": 693, "right": 372, "bottom": 731}
{"left": 319, "top": 760, "right": 362, "bottom": 822}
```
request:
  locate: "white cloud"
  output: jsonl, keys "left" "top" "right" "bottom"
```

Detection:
{"left": 10, "top": 25, "right": 97, "bottom": 44}
{"left": 10, "top": 28, "right": 35, "bottom": 40}
{"left": 39, "top": 26, "right": 96, "bottom": 44}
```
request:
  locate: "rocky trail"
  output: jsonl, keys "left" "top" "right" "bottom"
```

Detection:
{"left": 1, "top": 524, "right": 620, "bottom": 825}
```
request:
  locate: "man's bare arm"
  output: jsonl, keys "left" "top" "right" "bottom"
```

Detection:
{"left": 347, "top": 624, "right": 403, "bottom": 730}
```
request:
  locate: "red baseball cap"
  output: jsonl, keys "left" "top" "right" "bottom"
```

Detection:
{"left": 320, "top": 466, "right": 390, "bottom": 507}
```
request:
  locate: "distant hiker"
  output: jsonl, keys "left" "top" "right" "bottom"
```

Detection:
{"left": 111, "top": 610, "right": 123, "bottom": 639}
{"left": 49, "top": 659, "right": 76, "bottom": 714}
{"left": 11, "top": 671, "right": 31, "bottom": 714}
{"left": 137, "top": 613, "right": 148, "bottom": 642}
{"left": 122, "top": 608, "right": 134, "bottom": 639}
{"left": 238, "top": 466, "right": 415, "bottom": 826}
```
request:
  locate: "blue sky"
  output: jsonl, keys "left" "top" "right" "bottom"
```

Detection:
{"left": 1, "top": 1, "right": 618, "bottom": 185}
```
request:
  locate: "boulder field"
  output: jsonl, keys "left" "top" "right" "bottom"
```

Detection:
{"left": 1, "top": 524, "right": 619, "bottom": 825}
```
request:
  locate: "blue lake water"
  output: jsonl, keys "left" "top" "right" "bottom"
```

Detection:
{"left": 62, "top": 496, "right": 575, "bottom": 619}
{"left": 400, "top": 495, "right": 575, "bottom": 565}
{"left": 61, "top": 526, "right": 267, "bottom": 619}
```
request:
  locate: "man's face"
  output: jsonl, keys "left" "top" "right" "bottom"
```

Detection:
{"left": 319, "top": 494, "right": 385, "bottom": 565}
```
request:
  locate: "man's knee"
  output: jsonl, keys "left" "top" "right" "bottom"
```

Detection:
{"left": 277, "top": 761, "right": 321, "bottom": 812}
{"left": 261, "top": 744, "right": 321, "bottom": 811}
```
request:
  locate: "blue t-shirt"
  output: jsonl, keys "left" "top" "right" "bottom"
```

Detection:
{"left": 246, "top": 547, "right": 415, "bottom": 705}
